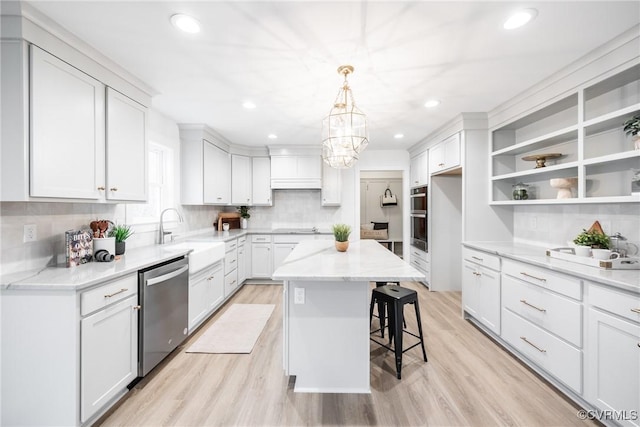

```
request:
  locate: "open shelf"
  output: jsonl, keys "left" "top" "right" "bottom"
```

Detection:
{"left": 490, "top": 62, "right": 640, "bottom": 205}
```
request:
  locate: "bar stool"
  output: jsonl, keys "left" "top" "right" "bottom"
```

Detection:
{"left": 372, "top": 282, "right": 405, "bottom": 338}
{"left": 369, "top": 284, "right": 427, "bottom": 379}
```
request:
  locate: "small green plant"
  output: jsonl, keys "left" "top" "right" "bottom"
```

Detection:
{"left": 237, "top": 206, "right": 251, "bottom": 219}
{"left": 332, "top": 224, "right": 351, "bottom": 242}
{"left": 108, "top": 224, "right": 134, "bottom": 243}
{"left": 623, "top": 114, "right": 640, "bottom": 137}
{"left": 573, "top": 229, "right": 610, "bottom": 249}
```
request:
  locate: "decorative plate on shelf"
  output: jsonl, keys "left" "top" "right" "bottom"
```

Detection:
{"left": 522, "top": 152, "right": 562, "bottom": 168}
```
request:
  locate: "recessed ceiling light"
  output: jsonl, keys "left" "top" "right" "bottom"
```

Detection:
{"left": 394, "top": 133, "right": 404, "bottom": 139}
{"left": 268, "top": 134, "right": 278, "bottom": 139}
{"left": 243, "top": 101, "right": 257, "bottom": 109}
{"left": 503, "top": 9, "right": 537, "bottom": 30}
{"left": 424, "top": 99, "right": 440, "bottom": 108}
{"left": 170, "top": 14, "right": 201, "bottom": 34}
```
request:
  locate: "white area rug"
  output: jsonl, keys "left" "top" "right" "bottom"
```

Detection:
{"left": 186, "top": 304, "right": 275, "bottom": 354}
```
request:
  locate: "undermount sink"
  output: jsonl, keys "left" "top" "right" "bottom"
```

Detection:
{"left": 163, "top": 241, "right": 225, "bottom": 274}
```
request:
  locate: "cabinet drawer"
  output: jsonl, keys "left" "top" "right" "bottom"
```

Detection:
{"left": 502, "top": 308, "right": 582, "bottom": 393}
{"left": 503, "top": 275, "right": 582, "bottom": 347}
{"left": 224, "top": 248, "right": 238, "bottom": 273}
{"left": 589, "top": 283, "right": 640, "bottom": 324}
{"left": 503, "top": 259, "right": 581, "bottom": 300}
{"left": 238, "top": 236, "right": 247, "bottom": 245}
{"left": 81, "top": 274, "right": 138, "bottom": 316}
{"left": 463, "top": 247, "right": 500, "bottom": 271}
{"left": 224, "top": 269, "right": 239, "bottom": 296}
{"left": 251, "top": 234, "right": 272, "bottom": 243}
{"left": 410, "top": 256, "right": 430, "bottom": 274}
{"left": 225, "top": 239, "right": 238, "bottom": 252}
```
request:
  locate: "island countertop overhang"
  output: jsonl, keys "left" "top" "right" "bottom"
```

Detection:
{"left": 272, "top": 239, "right": 425, "bottom": 282}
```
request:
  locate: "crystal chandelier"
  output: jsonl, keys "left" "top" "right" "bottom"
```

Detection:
{"left": 322, "top": 65, "right": 369, "bottom": 169}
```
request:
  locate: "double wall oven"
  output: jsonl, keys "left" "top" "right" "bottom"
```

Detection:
{"left": 410, "top": 186, "right": 428, "bottom": 252}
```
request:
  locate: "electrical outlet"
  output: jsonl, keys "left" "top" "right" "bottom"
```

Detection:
{"left": 23, "top": 224, "right": 37, "bottom": 242}
{"left": 294, "top": 288, "right": 305, "bottom": 304}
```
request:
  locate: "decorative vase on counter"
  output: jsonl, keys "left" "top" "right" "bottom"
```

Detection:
{"left": 241, "top": 218, "right": 248, "bottom": 229}
{"left": 93, "top": 237, "right": 116, "bottom": 257}
{"left": 115, "top": 241, "right": 126, "bottom": 255}
{"left": 335, "top": 241, "right": 349, "bottom": 252}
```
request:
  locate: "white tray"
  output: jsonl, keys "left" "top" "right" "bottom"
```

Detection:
{"left": 546, "top": 247, "right": 640, "bottom": 270}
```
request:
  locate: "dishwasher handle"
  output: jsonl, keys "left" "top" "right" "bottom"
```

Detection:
{"left": 146, "top": 265, "right": 189, "bottom": 286}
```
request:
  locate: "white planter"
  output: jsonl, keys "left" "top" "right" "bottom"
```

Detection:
{"left": 93, "top": 237, "right": 116, "bottom": 256}
{"left": 241, "top": 218, "right": 248, "bottom": 229}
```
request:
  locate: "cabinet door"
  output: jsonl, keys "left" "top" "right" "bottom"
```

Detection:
{"left": 321, "top": 164, "right": 341, "bottom": 206}
{"left": 443, "top": 133, "right": 461, "bottom": 170}
{"left": 477, "top": 265, "right": 500, "bottom": 334}
{"left": 237, "top": 243, "right": 247, "bottom": 284}
{"left": 231, "top": 155, "right": 252, "bottom": 205}
{"left": 208, "top": 265, "right": 224, "bottom": 311}
{"left": 252, "top": 157, "right": 272, "bottom": 205}
{"left": 81, "top": 294, "right": 137, "bottom": 422}
{"left": 587, "top": 308, "right": 640, "bottom": 426}
{"left": 189, "top": 273, "right": 210, "bottom": 331}
{"left": 203, "top": 141, "right": 230, "bottom": 204}
{"left": 30, "top": 46, "right": 105, "bottom": 199}
{"left": 251, "top": 243, "right": 272, "bottom": 278}
{"left": 462, "top": 261, "right": 480, "bottom": 317}
{"left": 297, "top": 156, "right": 321, "bottom": 179}
{"left": 429, "top": 144, "right": 445, "bottom": 174}
{"left": 410, "top": 156, "right": 421, "bottom": 187}
{"left": 106, "top": 88, "right": 147, "bottom": 201}
{"left": 273, "top": 243, "right": 296, "bottom": 272}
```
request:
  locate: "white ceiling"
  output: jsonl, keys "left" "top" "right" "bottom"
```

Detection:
{"left": 25, "top": 1, "right": 640, "bottom": 150}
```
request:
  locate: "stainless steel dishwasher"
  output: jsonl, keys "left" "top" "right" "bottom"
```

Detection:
{"left": 138, "top": 256, "right": 189, "bottom": 377}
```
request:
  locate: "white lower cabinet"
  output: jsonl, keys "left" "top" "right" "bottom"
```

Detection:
{"left": 188, "top": 261, "right": 224, "bottom": 332}
{"left": 586, "top": 283, "right": 640, "bottom": 427}
{"left": 251, "top": 235, "right": 273, "bottom": 278}
{"left": 409, "top": 247, "right": 429, "bottom": 284}
{"left": 273, "top": 243, "right": 296, "bottom": 272}
{"left": 224, "top": 239, "right": 239, "bottom": 297}
{"left": 80, "top": 293, "right": 138, "bottom": 422}
{"left": 462, "top": 250, "right": 500, "bottom": 335}
{"left": 237, "top": 237, "right": 247, "bottom": 284}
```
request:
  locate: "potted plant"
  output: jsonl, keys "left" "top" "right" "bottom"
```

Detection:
{"left": 109, "top": 224, "right": 134, "bottom": 255}
{"left": 623, "top": 114, "right": 640, "bottom": 150}
{"left": 573, "top": 229, "right": 610, "bottom": 251}
{"left": 332, "top": 224, "right": 351, "bottom": 252}
{"left": 237, "top": 206, "right": 250, "bottom": 229}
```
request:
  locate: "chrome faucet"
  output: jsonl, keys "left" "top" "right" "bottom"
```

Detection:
{"left": 159, "top": 208, "right": 184, "bottom": 244}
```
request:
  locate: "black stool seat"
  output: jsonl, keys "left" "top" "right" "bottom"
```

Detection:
{"left": 370, "top": 284, "right": 427, "bottom": 379}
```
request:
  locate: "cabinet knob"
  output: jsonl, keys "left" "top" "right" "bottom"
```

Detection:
{"left": 133, "top": 305, "right": 141, "bottom": 310}
{"left": 110, "top": 187, "right": 118, "bottom": 192}
{"left": 97, "top": 186, "right": 106, "bottom": 191}
{"left": 247, "top": 198, "right": 250, "bottom": 202}
{"left": 438, "top": 163, "right": 445, "bottom": 167}
{"left": 207, "top": 276, "right": 214, "bottom": 281}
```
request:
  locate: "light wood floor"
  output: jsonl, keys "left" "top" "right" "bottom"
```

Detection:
{"left": 96, "top": 282, "right": 591, "bottom": 426}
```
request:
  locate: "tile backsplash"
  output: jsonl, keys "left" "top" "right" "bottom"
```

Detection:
{"left": 513, "top": 203, "right": 640, "bottom": 255}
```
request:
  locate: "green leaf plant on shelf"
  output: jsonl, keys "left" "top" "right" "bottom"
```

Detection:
{"left": 623, "top": 114, "right": 640, "bottom": 150}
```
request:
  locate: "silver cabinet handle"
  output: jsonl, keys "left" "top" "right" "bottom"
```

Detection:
{"left": 520, "top": 336, "right": 546, "bottom": 353}
{"left": 97, "top": 186, "right": 105, "bottom": 191}
{"left": 207, "top": 276, "right": 214, "bottom": 281}
{"left": 473, "top": 271, "right": 481, "bottom": 276}
{"left": 520, "top": 272, "right": 546, "bottom": 282}
{"left": 104, "top": 288, "right": 127, "bottom": 298}
{"left": 230, "top": 259, "right": 236, "bottom": 264}
{"left": 109, "top": 187, "right": 118, "bottom": 192}
{"left": 520, "top": 299, "right": 546, "bottom": 312}
{"left": 146, "top": 265, "right": 189, "bottom": 286}
{"left": 231, "top": 280, "right": 236, "bottom": 285}
{"left": 133, "top": 305, "right": 141, "bottom": 310}
{"left": 472, "top": 256, "right": 483, "bottom": 261}
{"left": 631, "top": 308, "right": 640, "bottom": 314}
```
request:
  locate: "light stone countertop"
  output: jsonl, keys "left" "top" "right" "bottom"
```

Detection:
{"left": 464, "top": 241, "right": 640, "bottom": 294}
{"left": 272, "top": 239, "right": 424, "bottom": 282}
{"left": 0, "top": 228, "right": 333, "bottom": 292}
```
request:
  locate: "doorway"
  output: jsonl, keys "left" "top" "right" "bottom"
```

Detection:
{"left": 359, "top": 171, "right": 403, "bottom": 258}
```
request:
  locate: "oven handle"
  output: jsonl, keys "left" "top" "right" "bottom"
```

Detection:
{"left": 146, "top": 265, "right": 189, "bottom": 286}
{"left": 411, "top": 213, "right": 426, "bottom": 218}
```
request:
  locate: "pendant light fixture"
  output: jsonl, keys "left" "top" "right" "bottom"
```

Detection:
{"left": 322, "top": 65, "right": 369, "bottom": 169}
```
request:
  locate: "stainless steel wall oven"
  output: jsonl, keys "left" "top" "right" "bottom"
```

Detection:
{"left": 410, "top": 186, "right": 428, "bottom": 251}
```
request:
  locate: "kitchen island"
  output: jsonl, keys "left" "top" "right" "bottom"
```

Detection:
{"left": 272, "top": 239, "right": 425, "bottom": 393}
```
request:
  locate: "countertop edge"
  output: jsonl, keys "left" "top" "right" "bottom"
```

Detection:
{"left": 463, "top": 241, "right": 640, "bottom": 294}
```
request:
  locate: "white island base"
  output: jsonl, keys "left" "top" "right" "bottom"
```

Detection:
{"left": 274, "top": 240, "right": 425, "bottom": 393}
{"left": 283, "top": 279, "right": 370, "bottom": 393}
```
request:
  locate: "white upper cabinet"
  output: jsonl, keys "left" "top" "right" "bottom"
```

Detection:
{"left": 321, "top": 163, "right": 341, "bottom": 206}
{"left": 429, "top": 133, "right": 460, "bottom": 175}
{"left": 252, "top": 157, "right": 272, "bottom": 206}
{"left": 30, "top": 45, "right": 106, "bottom": 200}
{"left": 2, "top": 43, "right": 149, "bottom": 202}
{"left": 410, "top": 151, "right": 428, "bottom": 187}
{"left": 203, "top": 141, "right": 231, "bottom": 205}
{"left": 231, "top": 154, "right": 252, "bottom": 205}
{"left": 106, "top": 88, "right": 147, "bottom": 201}
{"left": 269, "top": 147, "right": 322, "bottom": 189}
